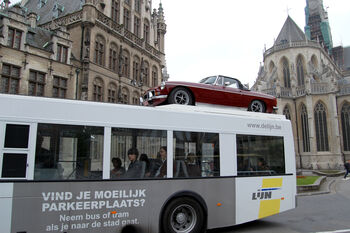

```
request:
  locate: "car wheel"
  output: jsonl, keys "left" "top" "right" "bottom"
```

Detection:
{"left": 169, "top": 87, "right": 194, "bottom": 105}
{"left": 249, "top": 100, "right": 266, "bottom": 112}
{"left": 162, "top": 197, "right": 205, "bottom": 233}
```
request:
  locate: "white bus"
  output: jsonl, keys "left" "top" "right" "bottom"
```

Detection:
{"left": 0, "top": 94, "right": 296, "bottom": 233}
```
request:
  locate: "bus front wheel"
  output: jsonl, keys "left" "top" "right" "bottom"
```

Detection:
{"left": 162, "top": 197, "right": 205, "bottom": 233}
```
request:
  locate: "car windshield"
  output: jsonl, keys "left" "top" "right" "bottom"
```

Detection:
{"left": 199, "top": 76, "right": 217, "bottom": 85}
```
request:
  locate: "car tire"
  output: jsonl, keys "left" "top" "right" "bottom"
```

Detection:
{"left": 248, "top": 100, "right": 266, "bottom": 113}
{"left": 161, "top": 197, "right": 205, "bottom": 233}
{"left": 168, "top": 87, "right": 194, "bottom": 105}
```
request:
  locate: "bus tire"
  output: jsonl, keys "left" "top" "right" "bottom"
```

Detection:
{"left": 162, "top": 197, "right": 205, "bottom": 233}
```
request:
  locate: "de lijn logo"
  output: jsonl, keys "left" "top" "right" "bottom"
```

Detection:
{"left": 252, "top": 178, "right": 283, "bottom": 200}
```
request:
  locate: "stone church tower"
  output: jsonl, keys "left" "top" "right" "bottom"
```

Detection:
{"left": 252, "top": 14, "right": 350, "bottom": 170}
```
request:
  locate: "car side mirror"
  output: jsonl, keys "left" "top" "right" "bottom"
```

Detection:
{"left": 224, "top": 82, "right": 231, "bottom": 86}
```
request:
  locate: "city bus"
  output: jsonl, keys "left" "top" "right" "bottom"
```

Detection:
{"left": 0, "top": 93, "right": 296, "bottom": 233}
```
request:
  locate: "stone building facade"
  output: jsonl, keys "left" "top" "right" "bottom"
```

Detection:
{"left": 0, "top": 0, "right": 167, "bottom": 104}
{"left": 252, "top": 16, "right": 350, "bottom": 170}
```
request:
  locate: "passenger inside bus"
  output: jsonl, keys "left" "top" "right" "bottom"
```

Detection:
{"left": 124, "top": 148, "right": 145, "bottom": 179}
{"left": 186, "top": 153, "right": 201, "bottom": 177}
{"left": 139, "top": 154, "right": 151, "bottom": 177}
{"left": 155, "top": 146, "right": 167, "bottom": 178}
{"left": 110, "top": 157, "right": 125, "bottom": 179}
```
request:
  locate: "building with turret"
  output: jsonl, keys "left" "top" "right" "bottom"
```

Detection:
{"left": 0, "top": 0, "right": 167, "bottom": 104}
{"left": 252, "top": 3, "right": 350, "bottom": 169}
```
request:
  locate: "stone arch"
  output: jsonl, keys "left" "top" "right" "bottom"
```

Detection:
{"left": 314, "top": 100, "right": 329, "bottom": 151}
{"left": 121, "top": 86, "right": 130, "bottom": 104}
{"left": 109, "top": 42, "right": 119, "bottom": 72}
{"left": 299, "top": 103, "right": 310, "bottom": 152}
{"left": 143, "top": 60, "right": 150, "bottom": 86}
{"left": 283, "top": 104, "right": 292, "bottom": 120}
{"left": 269, "top": 61, "right": 275, "bottom": 73}
{"left": 296, "top": 54, "right": 306, "bottom": 86}
{"left": 132, "top": 90, "right": 140, "bottom": 105}
{"left": 152, "top": 65, "right": 159, "bottom": 87}
{"left": 340, "top": 101, "right": 350, "bottom": 151}
{"left": 279, "top": 57, "right": 291, "bottom": 88}
{"left": 94, "top": 34, "right": 106, "bottom": 66}
{"left": 132, "top": 55, "right": 141, "bottom": 82}
{"left": 107, "top": 82, "right": 118, "bottom": 103}
{"left": 311, "top": 54, "right": 318, "bottom": 68}
{"left": 93, "top": 77, "right": 104, "bottom": 101}
{"left": 122, "top": 49, "right": 130, "bottom": 78}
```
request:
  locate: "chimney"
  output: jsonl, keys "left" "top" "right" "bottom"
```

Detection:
{"left": 27, "top": 12, "right": 37, "bottom": 28}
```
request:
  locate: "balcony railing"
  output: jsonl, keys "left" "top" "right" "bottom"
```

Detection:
{"left": 264, "top": 41, "right": 321, "bottom": 57}
{"left": 263, "top": 88, "right": 276, "bottom": 97}
{"left": 296, "top": 85, "right": 306, "bottom": 97}
{"left": 311, "top": 82, "right": 329, "bottom": 94}
{"left": 338, "top": 83, "right": 350, "bottom": 96}
{"left": 280, "top": 87, "right": 292, "bottom": 98}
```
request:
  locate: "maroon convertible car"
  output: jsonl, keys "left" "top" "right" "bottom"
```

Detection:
{"left": 141, "top": 75, "right": 277, "bottom": 113}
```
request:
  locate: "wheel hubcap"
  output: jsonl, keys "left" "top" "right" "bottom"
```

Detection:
{"left": 174, "top": 91, "right": 189, "bottom": 105}
{"left": 251, "top": 101, "right": 263, "bottom": 112}
{"left": 170, "top": 204, "right": 197, "bottom": 233}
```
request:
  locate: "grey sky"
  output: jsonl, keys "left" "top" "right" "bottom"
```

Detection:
{"left": 153, "top": 0, "right": 350, "bottom": 86}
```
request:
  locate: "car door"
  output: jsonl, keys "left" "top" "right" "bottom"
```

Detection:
{"left": 222, "top": 77, "right": 243, "bottom": 107}
{"left": 196, "top": 76, "right": 226, "bottom": 105}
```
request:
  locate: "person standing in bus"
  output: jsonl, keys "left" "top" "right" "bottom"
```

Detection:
{"left": 110, "top": 157, "right": 125, "bottom": 179}
{"left": 125, "top": 148, "right": 143, "bottom": 178}
{"left": 155, "top": 146, "right": 167, "bottom": 178}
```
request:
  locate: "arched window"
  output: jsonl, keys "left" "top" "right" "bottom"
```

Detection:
{"left": 341, "top": 102, "right": 350, "bottom": 151}
{"left": 132, "top": 91, "right": 140, "bottom": 105}
{"left": 152, "top": 66, "right": 158, "bottom": 87}
{"left": 296, "top": 56, "right": 305, "bottom": 86}
{"left": 269, "top": 61, "right": 275, "bottom": 73}
{"left": 282, "top": 58, "right": 291, "bottom": 88}
{"left": 311, "top": 55, "right": 318, "bottom": 68}
{"left": 109, "top": 43, "right": 118, "bottom": 72}
{"left": 111, "top": 0, "right": 120, "bottom": 23}
{"left": 122, "top": 50, "right": 130, "bottom": 78}
{"left": 143, "top": 61, "right": 149, "bottom": 86}
{"left": 121, "top": 87, "right": 129, "bottom": 104}
{"left": 133, "top": 56, "right": 140, "bottom": 82}
{"left": 107, "top": 82, "right": 118, "bottom": 103}
{"left": 314, "top": 101, "right": 329, "bottom": 151}
{"left": 94, "top": 35, "right": 105, "bottom": 66}
{"left": 93, "top": 77, "right": 104, "bottom": 102}
{"left": 283, "top": 105, "right": 291, "bottom": 121}
{"left": 143, "top": 19, "right": 150, "bottom": 44}
{"left": 300, "top": 104, "right": 310, "bottom": 152}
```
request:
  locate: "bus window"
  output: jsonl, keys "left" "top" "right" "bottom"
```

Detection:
{"left": 173, "top": 131, "right": 220, "bottom": 178}
{"left": 34, "top": 124, "right": 104, "bottom": 180}
{"left": 111, "top": 128, "right": 167, "bottom": 179}
{"left": 236, "top": 135, "right": 285, "bottom": 176}
{"left": 4, "top": 124, "right": 29, "bottom": 148}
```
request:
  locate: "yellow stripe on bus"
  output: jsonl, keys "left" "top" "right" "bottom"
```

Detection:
{"left": 262, "top": 178, "right": 283, "bottom": 188}
{"left": 258, "top": 199, "right": 281, "bottom": 219}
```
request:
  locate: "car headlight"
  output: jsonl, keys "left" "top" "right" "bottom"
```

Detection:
{"left": 160, "top": 81, "right": 166, "bottom": 90}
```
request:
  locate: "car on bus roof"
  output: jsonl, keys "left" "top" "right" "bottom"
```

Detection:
{"left": 141, "top": 75, "right": 278, "bottom": 113}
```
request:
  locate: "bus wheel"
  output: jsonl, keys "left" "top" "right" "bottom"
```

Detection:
{"left": 162, "top": 197, "right": 205, "bottom": 233}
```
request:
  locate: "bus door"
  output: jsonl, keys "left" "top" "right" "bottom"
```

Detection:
{"left": 0, "top": 122, "right": 37, "bottom": 180}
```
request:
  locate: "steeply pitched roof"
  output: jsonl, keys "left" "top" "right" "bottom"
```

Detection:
{"left": 274, "top": 16, "right": 308, "bottom": 46}
{"left": 23, "top": 0, "right": 83, "bottom": 25}
{"left": 26, "top": 27, "right": 54, "bottom": 52}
